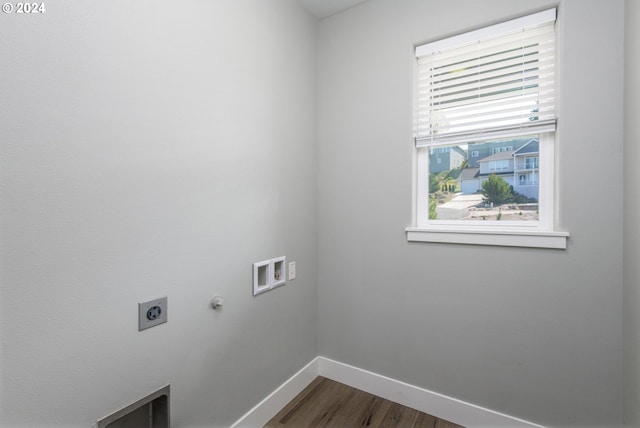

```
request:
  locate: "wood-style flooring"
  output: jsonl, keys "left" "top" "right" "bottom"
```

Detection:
{"left": 264, "top": 376, "right": 465, "bottom": 428}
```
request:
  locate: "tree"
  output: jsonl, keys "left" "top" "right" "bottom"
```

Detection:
{"left": 441, "top": 177, "right": 458, "bottom": 193}
{"left": 428, "top": 198, "right": 438, "bottom": 219}
{"left": 481, "top": 174, "right": 512, "bottom": 205}
{"left": 429, "top": 173, "right": 440, "bottom": 194}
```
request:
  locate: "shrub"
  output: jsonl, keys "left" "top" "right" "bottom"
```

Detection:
{"left": 429, "top": 173, "right": 440, "bottom": 194}
{"left": 428, "top": 198, "right": 438, "bottom": 220}
{"left": 481, "top": 174, "right": 512, "bottom": 205}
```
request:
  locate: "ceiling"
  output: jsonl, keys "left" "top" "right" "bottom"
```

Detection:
{"left": 296, "top": 0, "right": 369, "bottom": 19}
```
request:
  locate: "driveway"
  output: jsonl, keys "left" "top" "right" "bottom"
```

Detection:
{"left": 436, "top": 193, "right": 484, "bottom": 220}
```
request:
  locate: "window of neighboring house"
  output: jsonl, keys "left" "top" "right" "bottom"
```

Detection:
{"left": 525, "top": 156, "right": 539, "bottom": 169}
{"left": 407, "top": 8, "right": 568, "bottom": 249}
{"left": 491, "top": 146, "right": 512, "bottom": 154}
{"left": 489, "top": 160, "right": 509, "bottom": 171}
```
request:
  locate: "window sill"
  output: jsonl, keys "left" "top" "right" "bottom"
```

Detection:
{"left": 405, "top": 227, "right": 569, "bottom": 249}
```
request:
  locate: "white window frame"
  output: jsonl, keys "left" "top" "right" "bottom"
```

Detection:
{"left": 525, "top": 156, "right": 539, "bottom": 169}
{"left": 489, "top": 159, "right": 510, "bottom": 171}
{"left": 406, "top": 9, "right": 568, "bottom": 249}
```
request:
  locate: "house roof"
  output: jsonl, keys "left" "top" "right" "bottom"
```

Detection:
{"left": 477, "top": 150, "right": 516, "bottom": 163}
{"left": 467, "top": 138, "right": 534, "bottom": 149}
{"left": 514, "top": 139, "right": 539, "bottom": 155}
{"left": 478, "top": 171, "right": 513, "bottom": 177}
{"left": 447, "top": 168, "right": 464, "bottom": 179}
{"left": 460, "top": 167, "right": 480, "bottom": 180}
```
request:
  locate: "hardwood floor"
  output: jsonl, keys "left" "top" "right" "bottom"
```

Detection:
{"left": 264, "top": 377, "right": 464, "bottom": 428}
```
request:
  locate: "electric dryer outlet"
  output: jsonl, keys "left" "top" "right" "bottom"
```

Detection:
{"left": 138, "top": 297, "right": 168, "bottom": 331}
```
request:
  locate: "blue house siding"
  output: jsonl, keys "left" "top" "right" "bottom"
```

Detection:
{"left": 429, "top": 146, "right": 467, "bottom": 174}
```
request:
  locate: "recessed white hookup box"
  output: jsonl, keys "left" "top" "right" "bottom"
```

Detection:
{"left": 253, "top": 256, "right": 286, "bottom": 296}
{"left": 272, "top": 256, "right": 286, "bottom": 288}
{"left": 253, "top": 259, "right": 271, "bottom": 296}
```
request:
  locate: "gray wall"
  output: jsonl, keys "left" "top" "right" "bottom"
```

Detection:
{"left": 624, "top": 0, "right": 640, "bottom": 425}
{"left": 317, "top": 1, "right": 624, "bottom": 427}
{"left": 0, "top": 1, "right": 318, "bottom": 426}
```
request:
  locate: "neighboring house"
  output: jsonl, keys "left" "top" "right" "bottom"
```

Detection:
{"left": 462, "top": 139, "right": 540, "bottom": 200}
{"left": 478, "top": 150, "right": 517, "bottom": 191}
{"left": 467, "top": 138, "right": 532, "bottom": 167}
{"left": 429, "top": 146, "right": 467, "bottom": 174}
{"left": 460, "top": 167, "right": 481, "bottom": 194}
{"left": 513, "top": 139, "right": 539, "bottom": 200}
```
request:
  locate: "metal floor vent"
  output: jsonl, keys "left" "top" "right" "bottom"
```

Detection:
{"left": 97, "top": 385, "right": 169, "bottom": 428}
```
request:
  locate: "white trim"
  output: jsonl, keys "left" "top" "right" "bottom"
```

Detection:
{"left": 537, "top": 132, "right": 554, "bottom": 230}
{"left": 415, "top": 8, "right": 556, "bottom": 57}
{"left": 416, "top": 144, "right": 429, "bottom": 225}
{"left": 229, "top": 357, "right": 320, "bottom": 428}
{"left": 406, "top": 227, "right": 568, "bottom": 249}
{"left": 415, "top": 120, "right": 557, "bottom": 148}
{"left": 412, "top": 132, "right": 566, "bottom": 248}
{"left": 319, "top": 357, "right": 546, "bottom": 428}
{"left": 230, "top": 356, "right": 546, "bottom": 428}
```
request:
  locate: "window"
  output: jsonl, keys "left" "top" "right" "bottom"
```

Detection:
{"left": 493, "top": 145, "right": 516, "bottom": 154}
{"left": 525, "top": 156, "right": 539, "bottom": 169}
{"left": 489, "top": 160, "right": 510, "bottom": 171}
{"left": 407, "top": 8, "right": 568, "bottom": 248}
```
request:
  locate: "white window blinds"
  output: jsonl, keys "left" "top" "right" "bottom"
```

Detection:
{"left": 415, "top": 9, "right": 556, "bottom": 147}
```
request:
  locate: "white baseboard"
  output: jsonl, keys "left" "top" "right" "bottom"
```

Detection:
{"left": 318, "top": 357, "right": 545, "bottom": 428}
{"left": 229, "top": 357, "right": 320, "bottom": 428}
{"left": 230, "top": 356, "right": 545, "bottom": 428}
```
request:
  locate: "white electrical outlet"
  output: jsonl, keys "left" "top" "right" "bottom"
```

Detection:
{"left": 288, "top": 261, "right": 296, "bottom": 280}
{"left": 138, "top": 297, "right": 168, "bottom": 331}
